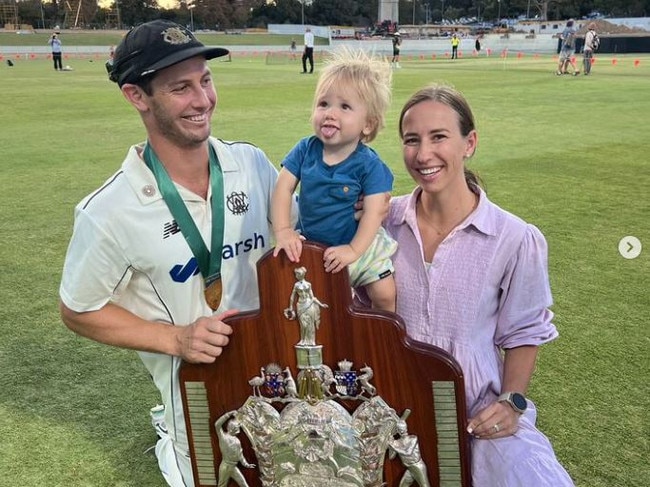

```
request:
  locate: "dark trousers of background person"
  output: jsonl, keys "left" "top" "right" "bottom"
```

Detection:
{"left": 451, "top": 46, "right": 458, "bottom": 59}
{"left": 52, "top": 52, "right": 62, "bottom": 70}
{"left": 302, "top": 47, "right": 314, "bottom": 73}
{"left": 583, "top": 50, "right": 594, "bottom": 75}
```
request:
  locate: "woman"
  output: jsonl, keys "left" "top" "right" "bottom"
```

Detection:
{"left": 386, "top": 85, "right": 574, "bottom": 485}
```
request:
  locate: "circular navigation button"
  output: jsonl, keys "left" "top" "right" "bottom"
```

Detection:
{"left": 618, "top": 236, "right": 642, "bottom": 260}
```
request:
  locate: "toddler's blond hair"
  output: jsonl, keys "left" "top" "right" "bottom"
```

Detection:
{"left": 313, "top": 48, "right": 392, "bottom": 143}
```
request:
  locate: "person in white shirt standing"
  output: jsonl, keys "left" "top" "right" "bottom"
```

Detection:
{"left": 582, "top": 23, "right": 599, "bottom": 76}
{"left": 302, "top": 27, "right": 315, "bottom": 74}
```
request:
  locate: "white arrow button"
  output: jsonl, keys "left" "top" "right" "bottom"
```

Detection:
{"left": 618, "top": 236, "right": 642, "bottom": 259}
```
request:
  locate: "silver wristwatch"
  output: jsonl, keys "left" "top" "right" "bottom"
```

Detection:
{"left": 498, "top": 392, "right": 528, "bottom": 414}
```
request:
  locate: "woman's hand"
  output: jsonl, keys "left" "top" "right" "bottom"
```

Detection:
{"left": 467, "top": 401, "right": 521, "bottom": 439}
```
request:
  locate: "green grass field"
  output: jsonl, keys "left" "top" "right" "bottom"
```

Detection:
{"left": 0, "top": 52, "right": 648, "bottom": 486}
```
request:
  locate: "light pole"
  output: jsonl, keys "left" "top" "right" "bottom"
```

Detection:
{"left": 497, "top": 0, "right": 501, "bottom": 22}
{"left": 188, "top": 2, "right": 195, "bottom": 32}
{"left": 301, "top": 0, "right": 305, "bottom": 25}
{"left": 412, "top": 0, "right": 416, "bottom": 25}
{"left": 116, "top": 0, "right": 122, "bottom": 30}
{"left": 441, "top": 0, "right": 445, "bottom": 22}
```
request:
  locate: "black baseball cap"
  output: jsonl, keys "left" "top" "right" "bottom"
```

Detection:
{"left": 109, "top": 20, "right": 229, "bottom": 87}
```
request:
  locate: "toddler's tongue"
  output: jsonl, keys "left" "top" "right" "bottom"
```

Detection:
{"left": 321, "top": 126, "right": 338, "bottom": 138}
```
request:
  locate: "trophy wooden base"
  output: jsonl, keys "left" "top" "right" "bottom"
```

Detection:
{"left": 180, "top": 242, "right": 471, "bottom": 486}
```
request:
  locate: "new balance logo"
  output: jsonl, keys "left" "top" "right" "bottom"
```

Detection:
{"left": 163, "top": 220, "right": 181, "bottom": 239}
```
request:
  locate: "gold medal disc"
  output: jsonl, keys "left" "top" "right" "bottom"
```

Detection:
{"left": 204, "top": 278, "right": 222, "bottom": 311}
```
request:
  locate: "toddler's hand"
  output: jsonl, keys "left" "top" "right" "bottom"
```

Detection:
{"left": 323, "top": 245, "right": 358, "bottom": 273}
{"left": 273, "top": 228, "right": 305, "bottom": 262}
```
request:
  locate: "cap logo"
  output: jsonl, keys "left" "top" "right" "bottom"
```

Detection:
{"left": 161, "top": 27, "right": 192, "bottom": 45}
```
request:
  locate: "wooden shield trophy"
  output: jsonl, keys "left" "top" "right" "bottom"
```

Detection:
{"left": 180, "top": 242, "right": 471, "bottom": 486}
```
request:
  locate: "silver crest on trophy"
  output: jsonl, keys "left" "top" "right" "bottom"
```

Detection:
{"left": 335, "top": 359, "right": 358, "bottom": 397}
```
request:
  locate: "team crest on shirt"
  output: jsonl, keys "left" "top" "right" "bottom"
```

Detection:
{"left": 226, "top": 191, "right": 249, "bottom": 215}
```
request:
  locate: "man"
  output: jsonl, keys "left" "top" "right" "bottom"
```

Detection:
{"left": 556, "top": 19, "right": 579, "bottom": 75}
{"left": 105, "top": 45, "right": 115, "bottom": 74}
{"left": 582, "top": 22, "right": 599, "bottom": 75}
{"left": 301, "top": 27, "right": 314, "bottom": 74}
{"left": 450, "top": 33, "right": 460, "bottom": 59}
{"left": 59, "top": 20, "right": 291, "bottom": 487}
{"left": 391, "top": 32, "right": 401, "bottom": 69}
{"left": 48, "top": 32, "right": 63, "bottom": 71}
{"left": 290, "top": 37, "right": 297, "bottom": 59}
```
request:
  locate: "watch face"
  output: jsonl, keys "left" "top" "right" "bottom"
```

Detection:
{"left": 512, "top": 393, "right": 527, "bottom": 411}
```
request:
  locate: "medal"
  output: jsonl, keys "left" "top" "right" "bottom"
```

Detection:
{"left": 204, "top": 275, "right": 222, "bottom": 311}
{"left": 143, "top": 143, "right": 225, "bottom": 312}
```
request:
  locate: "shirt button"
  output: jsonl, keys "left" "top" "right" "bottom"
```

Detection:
{"left": 142, "top": 185, "right": 156, "bottom": 197}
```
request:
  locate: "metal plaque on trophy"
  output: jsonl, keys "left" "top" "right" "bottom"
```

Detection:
{"left": 180, "top": 241, "right": 471, "bottom": 486}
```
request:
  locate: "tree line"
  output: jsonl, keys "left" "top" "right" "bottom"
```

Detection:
{"left": 13, "top": 0, "right": 650, "bottom": 31}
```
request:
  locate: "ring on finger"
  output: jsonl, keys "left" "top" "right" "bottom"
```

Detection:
{"left": 493, "top": 423, "right": 500, "bottom": 433}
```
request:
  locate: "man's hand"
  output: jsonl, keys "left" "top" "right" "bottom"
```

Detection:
{"left": 177, "top": 309, "right": 238, "bottom": 363}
